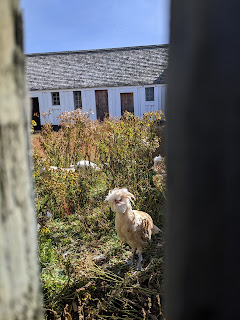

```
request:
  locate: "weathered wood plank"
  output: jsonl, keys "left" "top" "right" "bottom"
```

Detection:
{"left": 121, "top": 92, "right": 134, "bottom": 114}
{"left": 0, "top": 0, "right": 43, "bottom": 319}
{"left": 95, "top": 90, "right": 109, "bottom": 120}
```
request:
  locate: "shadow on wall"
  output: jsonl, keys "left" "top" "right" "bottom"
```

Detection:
{"left": 153, "top": 69, "right": 167, "bottom": 84}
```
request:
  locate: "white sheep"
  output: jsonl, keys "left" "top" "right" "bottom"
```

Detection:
{"left": 73, "top": 160, "right": 101, "bottom": 171}
{"left": 38, "top": 160, "right": 101, "bottom": 174}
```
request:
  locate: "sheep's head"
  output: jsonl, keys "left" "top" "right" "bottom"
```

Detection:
{"left": 105, "top": 188, "right": 135, "bottom": 213}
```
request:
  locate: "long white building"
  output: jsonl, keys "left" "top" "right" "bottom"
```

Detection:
{"left": 25, "top": 44, "right": 168, "bottom": 129}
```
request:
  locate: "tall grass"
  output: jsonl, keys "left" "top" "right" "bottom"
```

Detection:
{"left": 33, "top": 110, "right": 166, "bottom": 219}
{"left": 32, "top": 110, "right": 166, "bottom": 319}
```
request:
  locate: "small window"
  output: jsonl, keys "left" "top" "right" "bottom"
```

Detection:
{"left": 73, "top": 91, "right": 82, "bottom": 109}
{"left": 52, "top": 92, "right": 60, "bottom": 105}
{"left": 145, "top": 87, "right": 154, "bottom": 101}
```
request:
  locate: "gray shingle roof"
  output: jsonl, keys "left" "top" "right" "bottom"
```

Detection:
{"left": 25, "top": 44, "right": 168, "bottom": 91}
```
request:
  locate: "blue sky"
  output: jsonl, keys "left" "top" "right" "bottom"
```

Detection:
{"left": 20, "top": 0, "right": 170, "bottom": 54}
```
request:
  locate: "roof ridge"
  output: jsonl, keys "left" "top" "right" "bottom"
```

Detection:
{"left": 26, "top": 44, "right": 169, "bottom": 57}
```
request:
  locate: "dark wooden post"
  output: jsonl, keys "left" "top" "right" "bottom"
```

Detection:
{"left": 166, "top": 1, "right": 240, "bottom": 319}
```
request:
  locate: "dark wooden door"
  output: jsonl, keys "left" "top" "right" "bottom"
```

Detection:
{"left": 95, "top": 90, "right": 109, "bottom": 121}
{"left": 121, "top": 93, "right": 134, "bottom": 115}
{"left": 31, "top": 97, "right": 41, "bottom": 130}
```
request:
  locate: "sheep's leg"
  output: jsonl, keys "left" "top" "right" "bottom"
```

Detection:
{"left": 136, "top": 253, "right": 143, "bottom": 271}
{"left": 126, "top": 249, "right": 136, "bottom": 266}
